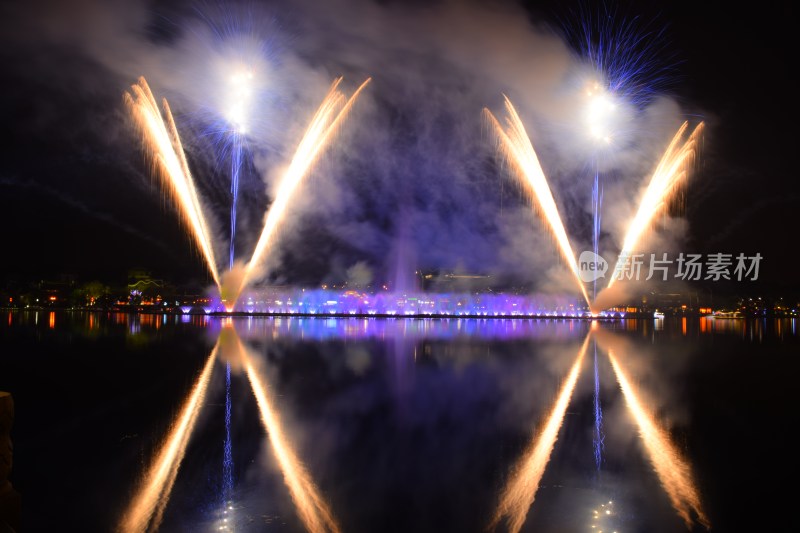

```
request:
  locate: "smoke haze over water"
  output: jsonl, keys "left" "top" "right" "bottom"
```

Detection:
{"left": 1, "top": 0, "right": 698, "bottom": 298}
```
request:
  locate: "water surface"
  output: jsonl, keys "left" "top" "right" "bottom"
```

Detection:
{"left": 1, "top": 311, "right": 797, "bottom": 532}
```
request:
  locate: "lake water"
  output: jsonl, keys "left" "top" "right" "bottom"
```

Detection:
{"left": 1, "top": 311, "right": 798, "bottom": 532}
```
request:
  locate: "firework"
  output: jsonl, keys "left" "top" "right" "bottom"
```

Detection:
{"left": 485, "top": 97, "right": 591, "bottom": 307}
{"left": 561, "top": 4, "right": 684, "bottom": 308}
{"left": 606, "top": 121, "right": 704, "bottom": 289}
{"left": 224, "top": 77, "right": 371, "bottom": 309}
{"left": 226, "top": 67, "right": 254, "bottom": 269}
{"left": 125, "top": 78, "right": 222, "bottom": 290}
{"left": 591, "top": 170, "right": 603, "bottom": 300}
{"left": 562, "top": 3, "right": 679, "bottom": 108}
{"left": 584, "top": 82, "right": 619, "bottom": 144}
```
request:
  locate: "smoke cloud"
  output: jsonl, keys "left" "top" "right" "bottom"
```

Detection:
{"left": 2, "top": 0, "right": 697, "bottom": 301}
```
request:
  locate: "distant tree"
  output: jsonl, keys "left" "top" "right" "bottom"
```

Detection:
{"left": 71, "top": 281, "right": 112, "bottom": 307}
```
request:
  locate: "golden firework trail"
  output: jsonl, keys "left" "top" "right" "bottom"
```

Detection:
{"left": 490, "top": 333, "right": 590, "bottom": 533}
{"left": 125, "top": 78, "right": 222, "bottom": 290}
{"left": 606, "top": 121, "right": 704, "bottom": 289}
{"left": 227, "top": 77, "right": 371, "bottom": 308}
{"left": 119, "top": 341, "right": 219, "bottom": 533}
{"left": 485, "top": 97, "right": 591, "bottom": 307}
{"left": 607, "top": 348, "right": 710, "bottom": 529}
{"left": 237, "top": 334, "right": 341, "bottom": 533}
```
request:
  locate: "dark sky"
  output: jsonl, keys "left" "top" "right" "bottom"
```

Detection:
{"left": 0, "top": 0, "right": 797, "bottom": 297}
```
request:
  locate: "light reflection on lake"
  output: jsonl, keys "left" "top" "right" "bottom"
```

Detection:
{"left": 0, "top": 312, "right": 797, "bottom": 532}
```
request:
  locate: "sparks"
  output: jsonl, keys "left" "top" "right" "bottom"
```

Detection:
{"left": 485, "top": 97, "right": 591, "bottom": 307}
{"left": 226, "top": 66, "right": 255, "bottom": 270}
{"left": 585, "top": 82, "right": 618, "bottom": 144}
{"left": 226, "top": 68, "right": 255, "bottom": 134}
{"left": 125, "top": 78, "right": 222, "bottom": 291}
{"left": 225, "top": 77, "right": 371, "bottom": 308}
{"left": 561, "top": 3, "right": 680, "bottom": 109}
{"left": 606, "top": 121, "right": 704, "bottom": 289}
{"left": 592, "top": 169, "right": 603, "bottom": 300}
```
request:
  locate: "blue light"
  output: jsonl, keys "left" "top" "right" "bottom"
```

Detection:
{"left": 593, "top": 342, "right": 605, "bottom": 470}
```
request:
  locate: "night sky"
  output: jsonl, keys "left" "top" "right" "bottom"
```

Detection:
{"left": 1, "top": 0, "right": 797, "bottom": 298}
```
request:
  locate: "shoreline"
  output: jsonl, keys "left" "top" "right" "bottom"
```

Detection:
{"left": 2, "top": 306, "right": 668, "bottom": 320}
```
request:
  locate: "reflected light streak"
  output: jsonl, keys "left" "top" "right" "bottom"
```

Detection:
{"left": 608, "top": 349, "right": 710, "bottom": 529}
{"left": 125, "top": 78, "right": 221, "bottom": 290}
{"left": 230, "top": 78, "right": 371, "bottom": 308}
{"left": 238, "top": 335, "right": 341, "bottom": 533}
{"left": 485, "top": 98, "right": 591, "bottom": 307}
{"left": 490, "top": 334, "right": 590, "bottom": 533}
{"left": 222, "top": 361, "right": 234, "bottom": 528}
{"left": 607, "top": 121, "right": 704, "bottom": 289}
{"left": 119, "top": 341, "right": 219, "bottom": 533}
{"left": 592, "top": 342, "right": 604, "bottom": 470}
